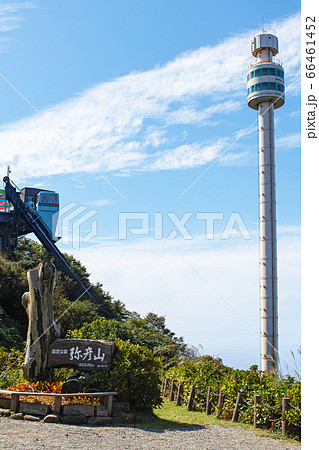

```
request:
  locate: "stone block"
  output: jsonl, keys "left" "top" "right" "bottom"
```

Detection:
{"left": 95, "top": 405, "right": 109, "bottom": 417}
{"left": 43, "top": 414, "right": 60, "bottom": 423}
{"left": 0, "top": 398, "right": 11, "bottom": 409}
{"left": 63, "top": 404, "right": 94, "bottom": 417}
{"left": 88, "top": 416, "right": 112, "bottom": 426}
{"left": 0, "top": 408, "right": 10, "bottom": 417}
{"left": 61, "top": 379, "right": 82, "bottom": 394}
{"left": 112, "top": 402, "right": 130, "bottom": 415}
{"left": 135, "top": 412, "right": 155, "bottom": 423}
{"left": 124, "top": 413, "right": 137, "bottom": 423}
{"left": 10, "top": 413, "right": 24, "bottom": 420}
{"left": 111, "top": 412, "right": 131, "bottom": 424}
{"left": 24, "top": 415, "right": 40, "bottom": 422}
{"left": 62, "top": 414, "right": 88, "bottom": 425}
{"left": 18, "top": 402, "right": 50, "bottom": 416}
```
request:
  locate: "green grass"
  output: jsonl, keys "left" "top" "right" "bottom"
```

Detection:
{"left": 139, "top": 400, "right": 300, "bottom": 446}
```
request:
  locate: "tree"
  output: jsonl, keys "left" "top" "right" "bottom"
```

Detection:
{"left": 0, "top": 237, "right": 127, "bottom": 341}
{"left": 52, "top": 297, "right": 99, "bottom": 337}
{"left": 0, "top": 306, "right": 23, "bottom": 349}
{"left": 69, "top": 312, "right": 187, "bottom": 368}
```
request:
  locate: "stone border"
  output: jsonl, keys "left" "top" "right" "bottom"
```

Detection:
{"left": 0, "top": 399, "right": 154, "bottom": 426}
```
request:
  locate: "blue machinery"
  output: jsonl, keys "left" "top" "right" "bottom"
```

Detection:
{"left": 0, "top": 176, "right": 95, "bottom": 302}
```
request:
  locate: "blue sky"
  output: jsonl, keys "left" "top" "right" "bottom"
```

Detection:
{"left": 0, "top": 1, "right": 301, "bottom": 372}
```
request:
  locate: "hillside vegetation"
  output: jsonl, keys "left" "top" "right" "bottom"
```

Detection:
{"left": 0, "top": 238, "right": 301, "bottom": 434}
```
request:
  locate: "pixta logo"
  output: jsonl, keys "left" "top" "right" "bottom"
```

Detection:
{"left": 55, "top": 202, "right": 98, "bottom": 249}
{"left": 118, "top": 212, "right": 251, "bottom": 240}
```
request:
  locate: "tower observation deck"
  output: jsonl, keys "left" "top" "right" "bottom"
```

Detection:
{"left": 247, "top": 31, "right": 285, "bottom": 372}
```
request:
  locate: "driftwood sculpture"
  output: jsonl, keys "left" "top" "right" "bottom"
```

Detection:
{"left": 21, "top": 259, "right": 60, "bottom": 381}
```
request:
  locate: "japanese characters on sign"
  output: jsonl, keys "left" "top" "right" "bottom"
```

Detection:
{"left": 48, "top": 339, "right": 115, "bottom": 371}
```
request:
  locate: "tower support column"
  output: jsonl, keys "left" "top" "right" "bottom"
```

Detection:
{"left": 258, "top": 101, "right": 278, "bottom": 371}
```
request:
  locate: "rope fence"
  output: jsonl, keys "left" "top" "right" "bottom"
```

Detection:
{"left": 161, "top": 378, "right": 301, "bottom": 436}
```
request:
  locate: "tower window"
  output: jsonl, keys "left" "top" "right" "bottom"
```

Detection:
{"left": 262, "top": 68, "right": 268, "bottom": 76}
{"left": 255, "top": 68, "right": 261, "bottom": 77}
{"left": 269, "top": 68, "right": 275, "bottom": 76}
{"left": 255, "top": 83, "right": 261, "bottom": 91}
{"left": 269, "top": 82, "right": 276, "bottom": 90}
{"left": 276, "top": 69, "right": 284, "bottom": 79}
{"left": 50, "top": 194, "right": 57, "bottom": 204}
{"left": 262, "top": 82, "right": 268, "bottom": 90}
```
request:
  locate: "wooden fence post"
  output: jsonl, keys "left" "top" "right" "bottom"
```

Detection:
{"left": 232, "top": 392, "right": 243, "bottom": 422}
{"left": 169, "top": 380, "right": 175, "bottom": 402}
{"left": 217, "top": 390, "right": 224, "bottom": 418}
{"left": 253, "top": 394, "right": 261, "bottom": 428}
{"left": 206, "top": 386, "right": 212, "bottom": 415}
{"left": 187, "top": 385, "right": 196, "bottom": 411}
{"left": 162, "top": 377, "right": 169, "bottom": 397}
{"left": 175, "top": 382, "right": 183, "bottom": 406}
{"left": 282, "top": 398, "right": 290, "bottom": 435}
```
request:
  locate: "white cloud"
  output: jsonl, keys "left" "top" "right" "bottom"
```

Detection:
{"left": 0, "top": 12, "right": 300, "bottom": 182}
{"left": 88, "top": 198, "right": 113, "bottom": 207}
{"left": 0, "top": 2, "right": 34, "bottom": 33}
{"left": 278, "top": 224, "right": 300, "bottom": 234}
{"left": 164, "top": 101, "right": 242, "bottom": 126}
{"left": 289, "top": 109, "right": 300, "bottom": 118}
{"left": 146, "top": 140, "right": 226, "bottom": 171}
{"left": 277, "top": 132, "right": 301, "bottom": 150}
{"left": 272, "top": 15, "right": 301, "bottom": 83}
{"left": 219, "top": 150, "right": 254, "bottom": 167}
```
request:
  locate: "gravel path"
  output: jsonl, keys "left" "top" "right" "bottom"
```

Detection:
{"left": 0, "top": 417, "right": 298, "bottom": 449}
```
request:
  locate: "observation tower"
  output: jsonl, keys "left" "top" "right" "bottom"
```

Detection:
{"left": 247, "top": 31, "right": 285, "bottom": 371}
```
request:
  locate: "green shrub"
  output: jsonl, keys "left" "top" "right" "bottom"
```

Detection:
{"left": 284, "top": 381, "right": 301, "bottom": 435}
{"left": 165, "top": 358, "right": 300, "bottom": 437}
{"left": 86, "top": 339, "right": 162, "bottom": 412}
{"left": 0, "top": 307, "right": 23, "bottom": 349}
{"left": 167, "top": 356, "right": 232, "bottom": 410}
{"left": 0, "top": 347, "right": 24, "bottom": 389}
{"left": 68, "top": 317, "right": 130, "bottom": 341}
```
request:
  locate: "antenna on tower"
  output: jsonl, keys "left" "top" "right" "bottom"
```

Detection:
{"left": 262, "top": 16, "right": 265, "bottom": 32}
